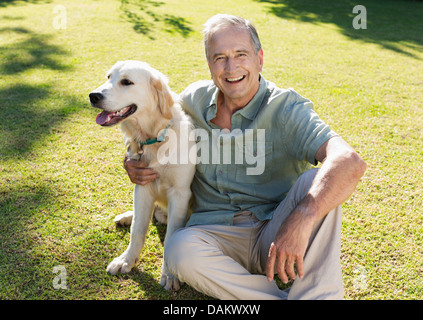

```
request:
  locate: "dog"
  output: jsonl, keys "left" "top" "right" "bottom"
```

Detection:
{"left": 89, "top": 60, "right": 195, "bottom": 291}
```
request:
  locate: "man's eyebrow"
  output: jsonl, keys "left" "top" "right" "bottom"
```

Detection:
{"left": 212, "top": 52, "right": 225, "bottom": 59}
{"left": 235, "top": 49, "right": 249, "bottom": 53}
{"left": 212, "top": 49, "right": 249, "bottom": 59}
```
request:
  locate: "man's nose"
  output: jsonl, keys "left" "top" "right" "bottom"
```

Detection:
{"left": 224, "top": 57, "right": 238, "bottom": 73}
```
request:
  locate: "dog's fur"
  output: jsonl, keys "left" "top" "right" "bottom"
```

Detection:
{"left": 89, "top": 60, "right": 195, "bottom": 291}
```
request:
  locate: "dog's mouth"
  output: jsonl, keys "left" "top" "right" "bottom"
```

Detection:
{"left": 96, "top": 104, "right": 137, "bottom": 126}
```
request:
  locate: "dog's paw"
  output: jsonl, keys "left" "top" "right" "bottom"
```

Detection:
{"left": 154, "top": 207, "right": 168, "bottom": 225}
{"left": 113, "top": 211, "right": 133, "bottom": 226}
{"left": 160, "top": 268, "right": 182, "bottom": 291}
{"left": 106, "top": 253, "right": 137, "bottom": 275}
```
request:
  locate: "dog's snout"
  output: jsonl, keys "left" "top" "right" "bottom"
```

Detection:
{"left": 89, "top": 92, "right": 104, "bottom": 105}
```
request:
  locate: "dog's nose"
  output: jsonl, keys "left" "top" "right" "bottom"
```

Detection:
{"left": 89, "top": 92, "right": 103, "bottom": 104}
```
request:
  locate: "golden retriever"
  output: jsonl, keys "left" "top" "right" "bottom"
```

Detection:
{"left": 89, "top": 60, "right": 195, "bottom": 291}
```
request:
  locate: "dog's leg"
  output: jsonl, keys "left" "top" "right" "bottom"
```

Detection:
{"left": 114, "top": 206, "right": 165, "bottom": 226}
{"left": 160, "top": 187, "right": 192, "bottom": 291}
{"left": 107, "top": 184, "right": 154, "bottom": 275}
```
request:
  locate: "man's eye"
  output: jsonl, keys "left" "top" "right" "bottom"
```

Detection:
{"left": 121, "top": 79, "right": 134, "bottom": 86}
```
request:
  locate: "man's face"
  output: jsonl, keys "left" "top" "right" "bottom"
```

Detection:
{"left": 207, "top": 27, "right": 263, "bottom": 107}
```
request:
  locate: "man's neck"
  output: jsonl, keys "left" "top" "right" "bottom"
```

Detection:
{"left": 210, "top": 93, "right": 233, "bottom": 130}
{"left": 211, "top": 78, "right": 261, "bottom": 130}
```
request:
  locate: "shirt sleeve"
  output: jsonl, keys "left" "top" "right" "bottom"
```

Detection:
{"left": 179, "top": 80, "right": 216, "bottom": 129}
{"left": 282, "top": 89, "right": 338, "bottom": 165}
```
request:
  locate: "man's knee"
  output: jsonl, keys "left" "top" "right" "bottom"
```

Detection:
{"left": 288, "top": 168, "right": 319, "bottom": 204}
{"left": 164, "top": 228, "right": 207, "bottom": 280}
{"left": 298, "top": 168, "right": 318, "bottom": 192}
{"left": 164, "top": 228, "right": 188, "bottom": 274}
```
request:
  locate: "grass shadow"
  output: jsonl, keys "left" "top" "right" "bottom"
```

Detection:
{"left": 120, "top": 0, "right": 193, "bottom": 39}
{"left": 0, "top": 83, "right": 84, "bottom": 159}
{"left": 0, "top": 27, "right": 72, "bottom": 74}
{"left": 0, "top": 181, "right": 60, "bottom": 299}
{"left": 0, "top": 26, "right": 80, "bottom": 159}
{"left": 0, "top": 83, "right": 50, "bottom": 158}
{"left": 0, "top": 0, "right": 51, "bottom": 7}
{"left": 255, "top": 0, "right": 423, "bottom": 59}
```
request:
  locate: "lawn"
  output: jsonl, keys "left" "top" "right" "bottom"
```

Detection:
{"left": 0, "top": 0, "right": 422, "bottom": 300}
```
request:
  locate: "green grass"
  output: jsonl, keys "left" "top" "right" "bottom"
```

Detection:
{"left": 0, "top": 0, "right": 422, "bottom": 300}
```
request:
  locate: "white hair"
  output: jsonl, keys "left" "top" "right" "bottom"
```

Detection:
{"left": 203, "top": 14, "right": 262, "bottom": 61}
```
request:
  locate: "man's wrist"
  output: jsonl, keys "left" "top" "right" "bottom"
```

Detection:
{"left": 293, "top": 195, "right": 321, "bottom": 226}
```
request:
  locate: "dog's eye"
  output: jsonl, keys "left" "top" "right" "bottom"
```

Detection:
{"left": 121, "top": 79, "right": 134, "bottom": 86}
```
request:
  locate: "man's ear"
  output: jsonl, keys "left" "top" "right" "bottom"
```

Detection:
{"left": 258, "top": 48, "right": 264, "bottom": 72}
{"left": 150, "top": 75, "right": 173, "bottom": 120}
{"left": 207, "top": 59, "right": 213, "bottom": 79}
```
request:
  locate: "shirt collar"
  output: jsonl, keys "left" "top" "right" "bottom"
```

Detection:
{"left": 206, "top": 75, "right": 267, "bottom": 122}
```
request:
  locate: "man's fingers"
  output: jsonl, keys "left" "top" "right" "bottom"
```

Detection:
{"left": 131, "top": 170, "right": 158, "bottom": 185}
{"left": 266, "top": 242, "right": 276, "bottom": 281}
{"left": 296, "top": 256, "right": 304, "bottom": 279}
{"left": 124, "top": 158, "right": 159, "bottom": 185}
{"left": 133, "top": 168, "right": 157, "bottom": 176}
{"left": 125, "top": 158, "right": 148, "bottom": 169}
{"left": 285, "top": 257, "right": 297, "bottom": 282}
{"left": 139, "top": 173, "right": 159, "bottom": 185}
{"left": 277, "top": 256, "right": 288, "bottom": 284}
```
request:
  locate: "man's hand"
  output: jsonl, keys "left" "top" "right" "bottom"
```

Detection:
{"left": 266, "top": 137, "right": 366, "bottom": 284}
{"left": 124, "top": 157, "right": 159, "bottom": 185}
{"left": 266, "top": 208, "right": 315, "bottom": 284}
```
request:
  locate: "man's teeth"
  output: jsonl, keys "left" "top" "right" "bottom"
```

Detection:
{"left": 226, "top": 76, "right": 245, "bottom": 82}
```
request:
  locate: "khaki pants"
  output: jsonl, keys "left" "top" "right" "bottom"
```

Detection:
{"left": 164, "top": 169, "right": 344, "bottom": 300}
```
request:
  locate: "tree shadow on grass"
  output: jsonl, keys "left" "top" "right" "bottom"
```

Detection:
{"left": 0, "top": 82, "right": 85, "bottom": 159}
{"left": 0, "top": 0, "right": 51, "bottom": 7}
{"left": 256, "top": 0, "right": 423, "bottom": 60}
{"left": 120, "top": 0, "right": 193, "bottom": 39}
{"left": 0, "top": 181, "right": 60, "bottom": 299}
{"left": 0, "top": 27, "right": 72, "bottom": 75}
{"left": 0, "top": 27, "right": 81, "bottom": 159}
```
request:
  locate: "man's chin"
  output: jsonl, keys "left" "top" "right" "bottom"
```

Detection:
{"left": 220, "top": 88, "right": 254, "bottom": 105}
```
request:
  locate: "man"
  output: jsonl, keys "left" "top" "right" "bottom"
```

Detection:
{"left": 125, "top": 14, "right": 366, "bottom": 299}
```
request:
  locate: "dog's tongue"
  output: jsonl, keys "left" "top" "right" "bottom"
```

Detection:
{"left": 96, "top": 111, "right": 111, "bottom": 125}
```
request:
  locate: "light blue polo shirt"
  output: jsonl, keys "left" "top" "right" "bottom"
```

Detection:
{"left": 180, "top": 76, "right": 338, "bottom": 226}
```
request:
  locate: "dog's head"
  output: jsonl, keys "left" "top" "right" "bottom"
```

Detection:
{"left": 89, "top": 60, "right": 173, "bottom": 127}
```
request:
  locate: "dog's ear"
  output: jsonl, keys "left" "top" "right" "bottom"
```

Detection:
{"left": 150, "top": 75, "right": 173, "bottom": 120}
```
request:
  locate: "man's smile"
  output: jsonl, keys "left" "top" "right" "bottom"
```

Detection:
{"left": 225, "top": 75, "right": 246, "bottom": 83}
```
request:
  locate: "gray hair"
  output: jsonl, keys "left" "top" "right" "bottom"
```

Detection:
{"left": 203, "top": 14, "right": 262, "bottom": 61}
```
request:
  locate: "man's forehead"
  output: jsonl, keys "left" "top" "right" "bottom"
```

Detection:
{"left": 209, "top": 27, "right": 254, "bottom": 53}
{"left": 210, "top": 25, "right": 250, "bottom": 40}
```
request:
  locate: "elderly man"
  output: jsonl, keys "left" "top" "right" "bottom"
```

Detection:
{"left": 125, "top": 14, "right": 366, "bottom": 299}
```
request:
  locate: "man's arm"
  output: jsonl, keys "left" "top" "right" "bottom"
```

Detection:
{"left": 266, "top": 136, "right": 367, "bottom": 283}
